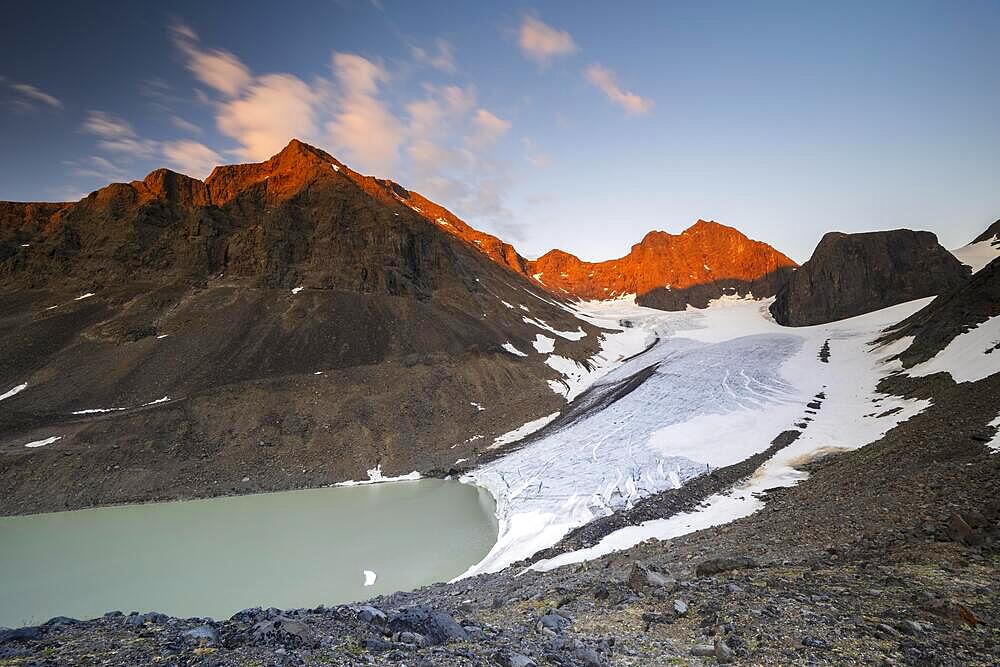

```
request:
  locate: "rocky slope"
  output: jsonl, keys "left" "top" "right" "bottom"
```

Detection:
{"left": 770, "top": 229, "right": 970, "bottom": 326}
{"left": 0, "top": 140, "right": 606, "bottom": 515}
{"left": 879, "top": 256, "right": 1000, "bottom": 368}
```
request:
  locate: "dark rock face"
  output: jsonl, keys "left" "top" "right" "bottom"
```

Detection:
{"left": 770, "top": 229, "right": 970, "bottom": 326}
{"left": 971, "top": 218, "right": 1000, "bottom": 244}
{"left": 879, "top": 256, "right": 1000, "bottom": 367}
{"left": 636, "top": 268, "right": 795, "bottom": 311}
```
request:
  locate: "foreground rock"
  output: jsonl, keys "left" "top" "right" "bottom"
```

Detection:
{"left": 770, "top": 228, "right": 969, "bottom": 326}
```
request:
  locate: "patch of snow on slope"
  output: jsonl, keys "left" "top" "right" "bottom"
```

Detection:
{"left": 532, "top": 334, "right": 555, "bottom": 354}
{"left": 71, "top": 396, "right": 170, "bottom": 415}
{"left": 24, "top": 436, "right": 62, "bottom": 448}
{"left": 490, "top": 412, "right": 560, "bottom": 449}
{"left": 522, "top": 316, "right": 587, "bottom": 341}
{"left": 471, "top": 401, "right": 485, "bottom": 411}
{"left": 291, "top": 286, "right": 304, "bottom": 294}
{"left": 74, "top": 292, "right": 95, "bottom": 301}
{"left": 500, "top": 300, "right": 515, "bottom": 309}
{"left": 987, "top": 413, "right": 1000, "bottom": 453}
{"left": 906, "top": 314, "right": 1000, "bottom": 383}
{"left": 532, "top": 273, "right": 545, "bottom": 285}
{"left": 0, "top": 383, "right": 27, "bottom": 402}
{"left": 501, "top": 342, "right": 527, "bottom": 357}
{"left": 952, "top": 239, "right": 1000, "bottom": 273}
{"left": 463, "top": 296, "right": 935, "bottom": 577}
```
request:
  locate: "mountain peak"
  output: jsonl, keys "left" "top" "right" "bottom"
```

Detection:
{"left": 205, "top": 139, "right": 343, "bottom": 205}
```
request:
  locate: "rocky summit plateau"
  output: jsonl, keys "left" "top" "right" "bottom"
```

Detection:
{"left": 1, "top": 141, "right": 999, "bottom": 667}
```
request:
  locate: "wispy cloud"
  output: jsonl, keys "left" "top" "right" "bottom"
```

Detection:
{"left": 518, "top": 16, "right": 577, "bottom": 65}
{"left": 522, "top": 138, "right": 550, "bottom": 168}
{"left": 466, "top": 109, "right": 511, "bottom": 150}
{"left": 170, "top": 22, "right": 252, "bottom": 98}
{"left": 81, "top": 111, "right": 158, "bottom": 158}
{"left": 4, "top": 80, "right": 62, "bottom": 112}
{"left": 584, "top": 64, "right": 653, "bottom": 115}
{"left": 162, "top": 139, "right": 223, "bottom": 178}
{"left": 169, "top": 115, "right": 202, "bottom": 135}
{"left": 327, "top": 53, "right": 404, "bottom": 175}
{"left": 10, "top": 83, "right": 62, "bottom": 109}
{"left": 410, "top": 38, "right": 457, "bottom": 73}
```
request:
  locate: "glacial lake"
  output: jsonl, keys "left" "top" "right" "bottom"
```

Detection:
{"left": 0, "top": 479, "right": 497, "bottom": 628}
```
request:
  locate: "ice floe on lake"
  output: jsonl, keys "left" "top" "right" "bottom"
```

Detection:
{"left": 336, "top": 464, "right": 421, "bottom": 486}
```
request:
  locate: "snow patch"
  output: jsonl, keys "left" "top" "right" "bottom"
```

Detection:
{"left": 532, "top": 334, "right": 555, "bottom": 354}
{"left": 0, "top": 383, "right": 27, "bottom": 402}
{"left": 500, "top": 300, "right": 514, "bottom": 309}
{"left": 490, "top": 412, "right": 560, "bottom": 449}
{"left": 291, "top": 286, "right": 304, "bottom": 294}
{"left": 532, "top": 273, "right": 545, "bottom": 285}
{"left": 71, "top": 396, "right": 170, "bottom": 415}
{"left": 24, "top": 436, "right": 62, "bottom": 448}
{"left": 906, "top": 314, "right": 1000, "bottom": 384}
{"left": 74, "top": 292, "right": 95, "bottom": 301}
{"left": 952, "top": 238, "right": 1000, "bottom": 273}
{"left": 987, "top": 413, "right": 1000, "bottom": 453}
{"left": 331, "top": 164, "right": 340, "bottom": 172}
{"left": 522, "top": 316, "right": 586, "bottom": 341}
{"left": 470, "top": 401, "right": 485, "bottom": 411}
{"left": 501, "top": 342, "right": 528, "bottom": 357}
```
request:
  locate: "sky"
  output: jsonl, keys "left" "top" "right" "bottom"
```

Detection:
{"left": 1, "top": 1, "right": 999, "bottom": 263}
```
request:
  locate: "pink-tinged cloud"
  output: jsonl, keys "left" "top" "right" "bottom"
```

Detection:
{"left": 217, "top": 74, "right": 318, "bottom": 161}
{"left": 327, "top": 53, "right": 404, "bottom": 176}
{"left": 162, "top": 140, "right": 223, "bottom": 179}
{"left": 171, "top": 23, "right": 252, "bottom": 98}
{"left": 518, "top": 16, "right": 577, "bottom": 64}
{"left": 466, "top": 109, "right": 511, "bottom": 149}
{"left": 584, "top": 64, "right": 653, "bottom": 115}
{"left": 81, "top": 111, "right": 158, "bottom": 158}
{"left": 410, "top": 38, "right": 457, "bottom": 73}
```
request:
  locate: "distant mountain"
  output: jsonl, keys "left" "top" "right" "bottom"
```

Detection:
{"left": 770, "top": 229, "right": 970, "bottom": 327}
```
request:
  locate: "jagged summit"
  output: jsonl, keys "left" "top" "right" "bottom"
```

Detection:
{"left": 1, "top": 139, "right": 796, "bottom": 309}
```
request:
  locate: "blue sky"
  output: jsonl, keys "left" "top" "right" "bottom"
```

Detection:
{"left": 2, "top": 1, "right": 998, "bottom": 262}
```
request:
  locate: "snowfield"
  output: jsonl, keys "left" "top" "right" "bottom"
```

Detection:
{"left": 952, "top": 238, "right": 1000, "bottom": 273}
{"left": 461, "top": 296, "right": 940, "bottom": 577}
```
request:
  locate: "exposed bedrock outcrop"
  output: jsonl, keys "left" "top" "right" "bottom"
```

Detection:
{"left": 770, "top": 229, "right": 970, "bottom": 326}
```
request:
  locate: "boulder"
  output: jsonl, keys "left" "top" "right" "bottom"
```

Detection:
{"left": 182, "top": 625, "right": 220, "bottom": 646}
{"left": 386, "top": 605, "right": 467, "bottom": 646}
{"left": 627, "top": 562, "right": 668, "bottom": 591}
{"left": 493, "top": 650, "right": 537, "bottom": 667}
{"left": 695, "top": 556, "right": 758, "bottom": 577}
{"left": 249, "top": 615, "right": 318, "bottom": 647}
